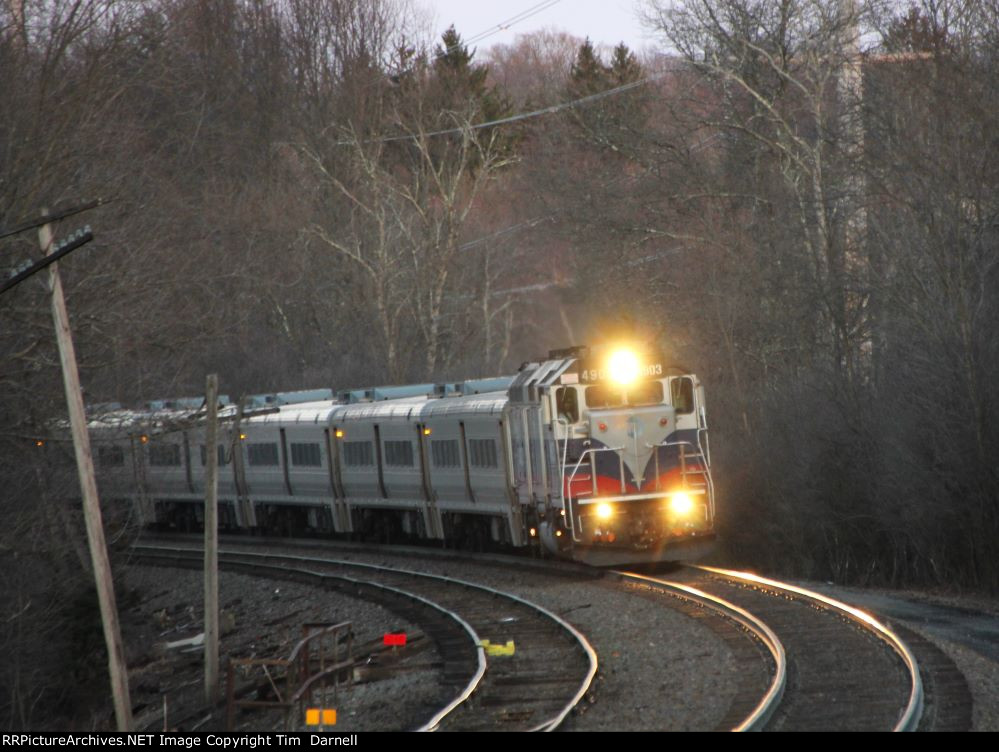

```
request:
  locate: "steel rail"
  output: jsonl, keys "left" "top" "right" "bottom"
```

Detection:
{"left": 694, "top": 565, "right": 924, "bottom": 732}
{"left": 615, "top": 570, "right": 786, "bottom": 732}
{"left": 522, "top": 602, "right": 598, "bottom": 732}
{"left": 132, "top": 544, "right": 486, "bottom": 732}
{"left": 216, "top": 547, "right": 598, "bottom": 732}
{"left": 135, "top": 543, "right": 597, "bottom": 732}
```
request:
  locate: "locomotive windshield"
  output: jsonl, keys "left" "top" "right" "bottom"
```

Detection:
{"left": 584, "top": 380, "right": 664, "bottom": 408}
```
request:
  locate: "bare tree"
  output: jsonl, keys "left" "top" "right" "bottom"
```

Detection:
{"left": 643, "top": 0, "right": 879, "bottom": 384}
{"left": 303, "top": 110, "right": 516, "bottom": 379}
{"left": 303, "top": 131, "right": 414, "bottom": 381}
{"left": 486, "top": 28, "right": 583, "bottom": 107}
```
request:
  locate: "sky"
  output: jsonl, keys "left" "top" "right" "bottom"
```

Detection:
{"left": 420, "top": 0, "right": 659, "bottom": 55}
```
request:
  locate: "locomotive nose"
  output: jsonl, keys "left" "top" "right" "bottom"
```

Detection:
{"left": 589, "top": 405, "right": 676, "bottom": 487}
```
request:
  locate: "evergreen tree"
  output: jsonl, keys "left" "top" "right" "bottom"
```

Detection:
{"left": 431, "top": 25, "right": 511, "bottom": 125}
{"left": 609, "top": 42, "right": 643, "bottom": 84}
{"left": 569, "top": 38, "right": 611, "bottom": 97}
{"left": 564, "top": 40, "right": 648, "bottom": 147}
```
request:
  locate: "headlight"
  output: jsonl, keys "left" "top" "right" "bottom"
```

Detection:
{"left": 596, "top": 503, "right": 614, "bottom": 520}
{"left": 607, "top": 348, "right": 640, "bottom": 385}
{"left": 670, "top": 493, "right": 693, "bottom": 517}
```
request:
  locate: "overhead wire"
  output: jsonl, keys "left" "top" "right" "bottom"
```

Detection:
{"left": 462, "top": 0, "right": 562, "bottom": 47}
{"left": 351, "top": 21, "right": 723, "bottom": 258}
{"left": 344, "top": 73, "right": 659, "bottom": 145}
{"left": 455, "top": 128, "right": 722, "bottom": 254}
{"left": 458, "top": 215, "right": 553, "bottom": 251}
{"left": 437, "top": 0, "right": 563, "bottom": 55}
{"left": 347, "top": 2, "right": 687, "bottom": 146}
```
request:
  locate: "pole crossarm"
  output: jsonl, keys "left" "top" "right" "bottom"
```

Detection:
{"left": 0, "top": 198, "right": 109, "bottom": 240}
{"left": 1, "top": 230, "right": 94, "bottom": 296}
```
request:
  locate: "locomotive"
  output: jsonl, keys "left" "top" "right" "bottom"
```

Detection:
{"left": 89, "top": 344, "right": 715, "bottom": 565}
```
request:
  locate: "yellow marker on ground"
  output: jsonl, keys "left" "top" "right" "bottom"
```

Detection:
{"left": 306, "top": 708, "right": 337, "bottom": 726}
{"left": 480, "top": 640, "right": 515, "bottom": 656}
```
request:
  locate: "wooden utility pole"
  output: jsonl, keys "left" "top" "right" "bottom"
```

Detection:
{"left": 40, "top": 219, "right": 133, "bottom": 730}
{"left": 203, "top": 374, "right": 220, "bottom": 704}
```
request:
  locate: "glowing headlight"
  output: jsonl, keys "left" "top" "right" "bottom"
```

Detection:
{"left": 670, "top": 493, "right": 694, "bottom": 517}
{"left": 607, "top": 348, "right": 640, "bottom": 385}
{"left": 596, "top": 503, "right": 614, "bottom": 520}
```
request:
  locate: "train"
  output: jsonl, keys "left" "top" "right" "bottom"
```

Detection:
{"left": 87, "top": 344, "right": 716, "bottom": 565}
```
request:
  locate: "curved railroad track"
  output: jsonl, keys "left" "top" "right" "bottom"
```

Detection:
{"left": 623, "top": 565, "right": 925, "bottom": 731}
{"left": 612, "top": 570, "right": 786, "bottom": 730}
{"left": 133, "top": 535, "right": 971, "bottom": 731}
{"left": 132, "top": 543, "right": 597, "bottom": 732}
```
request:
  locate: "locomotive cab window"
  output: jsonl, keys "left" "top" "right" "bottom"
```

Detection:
{"left": 585, "top": 384, "right": 624, "bottom": 408}
{"left": 627, "top": 380, "right": 665, "bottom": 406}
{"left": 670, "top": 377, "right": 695, "bottom": 414}
{"left": 556, "top": 387, "right": 579, "bottom": 423}
{"left": 585, "top": 381, "right": 665, "bottom": 409}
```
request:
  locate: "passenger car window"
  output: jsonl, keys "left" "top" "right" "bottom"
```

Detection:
{"left": 469, "top": 439, "right": 498, "bottom": 468}
{"left": 384, "top": 440, "right": 414, "bottom": 467}
{"left": 247, "top": 443, "right": 279, "bottom": 466}
{"left": 343, "top": 441, "right": 373, "bottom": 466}
{"left": 149, "top": 444, "right": 181, "bottom": 466}
{"left": 431, "top": 440, "right": 460, "bottom": 468}
{"left": 99, "top": 445, "right": 125, "bottom": 467}
{"left": 200, "top": 445, "right": 229, "bottom": 466}
{"left": 291, "top": 442, "right": 322, "bottom": 467}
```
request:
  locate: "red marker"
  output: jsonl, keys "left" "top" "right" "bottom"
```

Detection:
{"left": 383, "top": 633, "right": 407, "bottom": 646}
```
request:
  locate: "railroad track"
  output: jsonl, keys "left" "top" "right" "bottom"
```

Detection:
{"left": 611, "top": 570, "right": 785, "bottom": 730}
{"left": 133, "top": 536, "right": 968, "bottom": 731}
{"left": 229, "top": 540, "right": 926, "bottom": 731}
{"left": 617, "top": 565, "right": 924, "bottom": 731}
{"left": 132, "top": 543, "right": 597, "bottom": 732}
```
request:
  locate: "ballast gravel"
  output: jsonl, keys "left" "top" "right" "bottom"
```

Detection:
{"left": 121, "top": 547, "right": 742, "bottom": 731}
{"left": 120, "top": 542, "right": 999, "bottom": 731}
{"left": 121, "top": 566, "right": 444, "bottom": 732}
{"left": 217, "top": 545, "right": 743, "bottom": 731}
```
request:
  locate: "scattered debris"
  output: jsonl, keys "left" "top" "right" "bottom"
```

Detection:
{"left": 165, "top": 633, "right": 205, "bottom": 652}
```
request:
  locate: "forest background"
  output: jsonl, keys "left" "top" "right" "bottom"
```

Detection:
{"left": 2, "top": 0, "right": 997, "bottom": 728}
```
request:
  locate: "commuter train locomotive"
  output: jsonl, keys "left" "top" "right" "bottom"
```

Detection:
{"left": 89, "top": 344, "right": 715, "bottom": 565}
